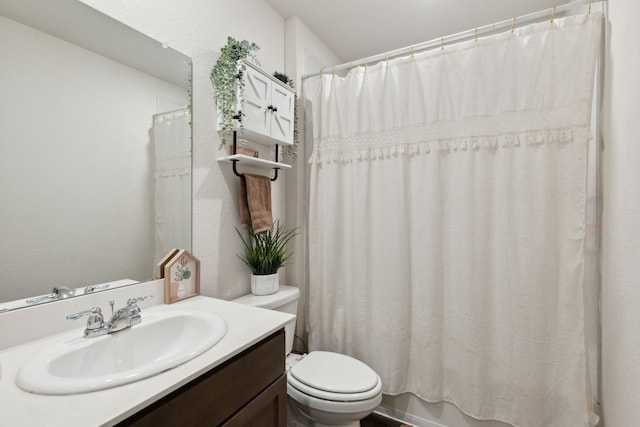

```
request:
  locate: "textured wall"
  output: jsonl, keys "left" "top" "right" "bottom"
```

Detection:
{"left": 81, "top": 0, "right": 287, "bottom": 300}
{"left": 602, "top": 0, "right": 640, "bottom": 425}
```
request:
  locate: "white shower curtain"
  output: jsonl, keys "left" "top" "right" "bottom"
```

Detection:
{"left": 153, "top": 107, "right": 192, "bottom": 267}
{"left": 308, "top": 14, "right": 602, "bottom": 427}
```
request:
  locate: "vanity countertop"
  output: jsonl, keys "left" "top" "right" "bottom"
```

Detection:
{"left": 0, "top": 296, "right": 294, "bottom": 426}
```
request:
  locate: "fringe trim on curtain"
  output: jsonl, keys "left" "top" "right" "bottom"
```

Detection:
{"left": 311, "top": 127, "right": 580, "bottom": 165}
{"left": 154, "top": 154, "right": 192, "bottom": 178}
{"left": 155, "top": 168, "right": 192, "bottom": 178}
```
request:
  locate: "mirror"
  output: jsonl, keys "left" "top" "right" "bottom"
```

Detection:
{"left": 0, "top": 0, "right": 192, "bottom": 310}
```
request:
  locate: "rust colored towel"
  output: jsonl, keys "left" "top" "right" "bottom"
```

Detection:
{"left": 239, "top": 173, "right": 273, "bottom": 233}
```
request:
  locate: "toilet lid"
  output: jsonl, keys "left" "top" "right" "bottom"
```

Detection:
{"left": 289, "top": 351, "right": 380, "bottom": 398}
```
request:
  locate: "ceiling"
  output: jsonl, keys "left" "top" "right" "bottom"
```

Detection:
{"left": 265, "top": 0, "right": 571, "bottom": 63}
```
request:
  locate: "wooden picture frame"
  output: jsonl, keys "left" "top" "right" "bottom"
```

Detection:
{"left": 155, "top": 248, "right": 180, "bottom": 279}
{"left": 163, "top": 249, "right": 200, "bottom": 304}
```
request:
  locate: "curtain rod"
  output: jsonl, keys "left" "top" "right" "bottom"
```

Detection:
{"left": 301, "top": 0, "right": 599, "bottom": 80}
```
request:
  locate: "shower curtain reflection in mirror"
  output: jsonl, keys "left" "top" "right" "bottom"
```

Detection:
{"left": 152, "top": 107, "right": 192, "bottom": 271}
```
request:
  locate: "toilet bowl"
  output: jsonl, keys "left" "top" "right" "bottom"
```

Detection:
{"left": 287, "top": 351, "right": 382, "bottom": 427}
{"left": 233, "top": 285, "right": 383, "bottom": 427}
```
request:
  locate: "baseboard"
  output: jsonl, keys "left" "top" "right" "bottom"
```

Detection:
{"left": 374, "top": 404, "right": 448, "bottom": 427}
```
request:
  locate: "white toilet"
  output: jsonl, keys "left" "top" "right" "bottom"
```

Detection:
{"left": 233, "top": 285, "right": 382, "bottom": 427}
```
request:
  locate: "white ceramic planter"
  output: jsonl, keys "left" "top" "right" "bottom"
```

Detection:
{"left": 251, "top": 273, "right": 279, "bottom": 296}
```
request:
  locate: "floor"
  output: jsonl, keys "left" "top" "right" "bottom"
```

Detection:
{"left": 361, "top": 413, "right": 411, "bottom": 427}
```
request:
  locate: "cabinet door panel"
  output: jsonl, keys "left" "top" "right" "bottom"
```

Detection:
{"left": 223, "top": 375, "right": 287, "bottom": 427}
{"left": 243, "top": 64, "right": 271, "bottom": 139}
{"left": 270, "top": 84, "right": 294, "bottom": 145}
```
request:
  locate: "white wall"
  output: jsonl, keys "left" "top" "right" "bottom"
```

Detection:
{"left": 81, "top": 0, "right": 287, "bottom": 300}
{"left": 601, "top": 0, "right": 640, "bottom": 425}
{"left": 0, "top": 15, "right": 186, "bottom": 301}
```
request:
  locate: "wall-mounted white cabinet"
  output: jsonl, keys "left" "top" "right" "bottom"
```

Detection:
{"left": 217, "top": 60, "right": 295, "bottom": 179}
{"left": 240, "top": 60, "right": 295, "bottom": 146}
{"left": 217, "top": 60, "right": 294, "bottom": 147}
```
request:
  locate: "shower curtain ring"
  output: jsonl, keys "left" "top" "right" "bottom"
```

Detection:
{"left": 511, "top": 17, "right": 516, "bottom": 33}
{"left": 550, "top": 7, "right": 555, "bottom": 23}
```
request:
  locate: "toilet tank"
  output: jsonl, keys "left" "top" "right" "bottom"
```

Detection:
{"left": 232, "top": 285, "right": 299, "bottom": 355}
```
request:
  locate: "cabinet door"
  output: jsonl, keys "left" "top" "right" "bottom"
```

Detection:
{"left": 242, "top": 63, "right": 271, "bottom": 140}
{"left": 222, "top": 375, "right": 287, "bottom": 427}
{"left": 269, "top": 83, "right": 294, "bottom": 145}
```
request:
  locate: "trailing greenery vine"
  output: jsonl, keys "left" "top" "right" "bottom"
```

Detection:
{"left": 210, "top": 37, "right": 260, "bottom": 148}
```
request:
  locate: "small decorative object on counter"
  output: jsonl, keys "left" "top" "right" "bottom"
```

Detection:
{"left": 162, "top": 249, "right": 200, "bottom": 303}
{"left": 156, "top": 248, "right": 179, "bottom": 280}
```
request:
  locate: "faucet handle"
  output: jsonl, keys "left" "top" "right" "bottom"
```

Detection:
{"left": 66, "top": 307, "right": 105, "bottom": 333}
{"left": 67, "top": 306, "right": 102, "bottom": 321}
{"left": 125, "top": 295, "right": 155, "bottom": 319}
{"left": 127, "top": 295, "right": 155, "bottom": 306}
{"left": 52, "top": 286, "right": 76, "bottom": 299}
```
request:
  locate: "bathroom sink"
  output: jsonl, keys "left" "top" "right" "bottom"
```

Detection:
{"left": 16, "top": 310, "right": 227, "bottom": 395}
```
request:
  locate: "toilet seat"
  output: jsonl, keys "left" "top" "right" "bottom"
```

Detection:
{"left": 288, "top": 351, "right": 382, "bottom": 402}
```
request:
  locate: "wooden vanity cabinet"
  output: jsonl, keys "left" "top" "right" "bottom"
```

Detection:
{"left": 119, "top": 329, "right": 287, "bottom": 427}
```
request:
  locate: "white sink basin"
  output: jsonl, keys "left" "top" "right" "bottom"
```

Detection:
{"left": 16, "top": 310, "right": 227, "bottom": 395}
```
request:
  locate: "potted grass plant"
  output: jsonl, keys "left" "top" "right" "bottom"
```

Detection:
{"left": 236, "top": 220, "right": 297, "bottom": 295}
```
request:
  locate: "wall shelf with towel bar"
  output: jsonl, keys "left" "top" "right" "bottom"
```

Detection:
{"left": 217, "top": 131, "right": 291, "bottom": 181}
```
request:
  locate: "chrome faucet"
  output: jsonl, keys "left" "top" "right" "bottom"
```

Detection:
{"left": 26, "top": 286, "right": 76, "bottom": 305}
{"left": 67, "top": 295, "right": 155, "bottom": 338}
{"left": 83, "top": 283, "right": 110, "bottom": 294}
